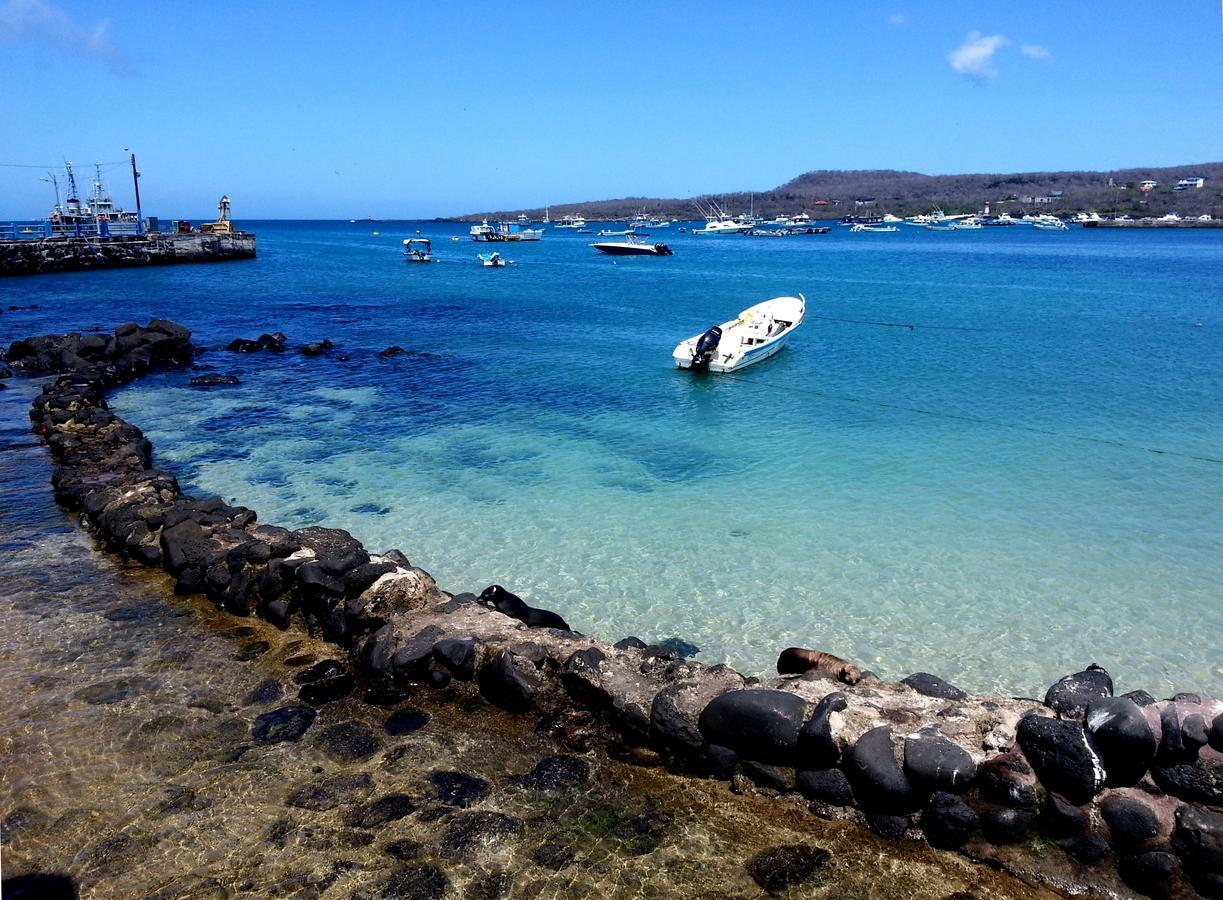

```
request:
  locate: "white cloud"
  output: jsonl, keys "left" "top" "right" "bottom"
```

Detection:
{"left": 0, "top": 0, "right": 132, "bottom": 75}
{"left": 948, "top": 31, "right": 1009, "bottom": 80}
{"left": 1020, "top": 43, "right": 1052, "bottom": 61}
{"left": 887, "top": 13, "right": 910, "bottom": 28}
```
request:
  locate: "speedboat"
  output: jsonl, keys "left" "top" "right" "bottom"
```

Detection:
{"left": 591, "top": 236, "right": 672, "bottom": 256}
{"left": 478, "top": 252, "right": 512, "bottom": 267}
{"left": 850, "top": 224, "right": 898, "bottom": 233}
{"left": 673, "top": 294, "right": 805, "bottom": 373}
{"left": 402, "top": 238, "right": 434, "bottom": 262}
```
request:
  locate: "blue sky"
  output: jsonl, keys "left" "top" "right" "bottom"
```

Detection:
{"left": 2, "top": 1, "right": 1221, "bottom": 218}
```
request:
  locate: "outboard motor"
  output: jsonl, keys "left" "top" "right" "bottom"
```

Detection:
{"left": 691, "top": 325, "right": 722, "bottom": 369}
{"left": 655, "top": 243, "right": 673, "bottom": 256}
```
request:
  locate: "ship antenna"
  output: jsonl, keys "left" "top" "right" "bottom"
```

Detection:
{"left": 41, "top": 172, "right": 61, "bottom": 212}
{"left": 64, "top": 161, "right": 79, "bottom": 204}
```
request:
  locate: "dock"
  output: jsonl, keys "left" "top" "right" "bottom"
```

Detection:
{"left": 1082, "top": 218, "right": 1223, "bottom": 228}
{"left": 0, "top": 231, "right": 256, "bottom": 277}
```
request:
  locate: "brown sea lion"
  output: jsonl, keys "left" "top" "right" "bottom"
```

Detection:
{"left": 777, "top": 647, "right": 862, "bottom": 685}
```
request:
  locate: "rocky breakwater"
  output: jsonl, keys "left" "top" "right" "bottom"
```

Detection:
{"left": 0, "top": 232, "right": 256, "bottom": 277}
{"left": 11, "top": 320, "right": 1223, "bottom": 900}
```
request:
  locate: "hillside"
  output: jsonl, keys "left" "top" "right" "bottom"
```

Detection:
{"left": 461, "top": 163, "right": 1223, "bottom": 221}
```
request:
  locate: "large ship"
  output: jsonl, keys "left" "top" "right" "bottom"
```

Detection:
{"left": 47, "top": 162, "right": 143, "bottom": 236}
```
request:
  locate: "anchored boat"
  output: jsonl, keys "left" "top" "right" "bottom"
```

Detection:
{"left": 673, "top": 294, "right": 805, "bottom": 373}
{"left": 402, "top": 238, "right": 434, "bottom": 262}
{"left": 591, "top": 236, "right": 672, "bottom": 256}
{"left": 478, "top": 252, "right": 512, "bottom": 267}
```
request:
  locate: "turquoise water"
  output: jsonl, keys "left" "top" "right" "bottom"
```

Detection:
{"left": 5, "top": 221, "right": 1222, "bottom": 697}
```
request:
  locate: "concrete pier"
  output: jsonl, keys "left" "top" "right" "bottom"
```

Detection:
{"left": 0, "top": 231, "right": 256, "bottom": 277}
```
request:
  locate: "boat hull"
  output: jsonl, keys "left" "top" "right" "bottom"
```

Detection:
{"left": 591, "top": 242, "right": 671, "bottom": 256}
{"left": 672, "top": 295, "right": 805, "bottom": 374}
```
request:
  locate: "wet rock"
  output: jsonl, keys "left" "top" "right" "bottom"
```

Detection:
{"left": 348, "top": 793, "right": 416, "bottom": 828}
{"left": 1117, "top": 850, "right": 1178, "bottom": 899}
{"left": 512, "top": 755, "right": 590, "bottom": 792}
{"left": 1210, "top": 713, "right": 1223, "bottom": 753}
{"left": 1100, "top": 795, "right": 1161, "bottom": 851}
{"left": 378, "top": 345, "right": 406, "bottom": 358}
{"left": 796, "top": 768, "right": 856, "bottom": 807}
{"left": 336, "top": 830, "right": 376, "bottom": 848}
{"left": 1171, "top": 803, "right": 1223, "bottom": 872}
{"left": 1124, "top": 690, "right": 1157, "bottom": 707}
{"left": 613, "top": 636, "right": 647, "bottom": 650}
{"left": 742, "top": 760, "right": 794, "bottom": 791}
{"left": 977, "top": 751, "right": 1038, "bottom": 808}
{"left": 1183, "top": 714, "right": 1210, "bottom": 752}
{"left": 383, "top": 839, "right": 425, "bottom": 860}
{"left": 300, "top": 339, "right": 333, "bottom": 356}
{"left": 1015, "top": 714, "right": 1102, "bottom": 805}
{"left": 532, "top": 843, "right": 575, "bottom": 870}
{"left": 844, "top": 726, "right": 919, "bottom": 814}
{"left": 1059, "top": 831, "right": 1111, "bottom": 864}
{"left": 439, "top": 811, "right": 521, "bottom": 857}
{"left": 903, "top": 731, "right": 976, "bottom": 794}
{"left": 1157, "top": 703, "right": 1194, "bottom": 765}
{"left": 1152, "top": 760, "right": 1223, "bottom": 806}
{"left": 797, "top": 691, "right": 846, "bottom": 769}
{"left": 252, "top": 705, "right": 317, "bottom": 744}
{"left": 746, "top": 844, "right": 831, "bottom": 895}
{"left": 80, "top": 831, "right": 159, "bottom": 875}
{"left": 298, "top": 674, "right": 356, "bottom": 705}
{"left": 559, "top": 647, "right": 610, "bottom": 708}
{"left": 234, "top": 640, "right": 271, "bottom": 661}
{"left": 1041, "top": 793, "right": 1089, "bottom": 839}
{"left": 656, "top": 636, "right": 701, "bottom": 658}
{"left": 293, "top": 658, "right": 348, "bottom": 684}
{"left": 697, "top": 688, "right": 807, "bottom": 766}
{"left": 981, "top": 807, "right": 1035, "bottom": 845}
{"left": 385, "top": 708, "right": 432, "bottom": 736}
{"left": 478, "top": 649, "right": 541, "bottom": 713}
{"left": 189, "top": 374, "right": 240, "bottom": 387}
{"left": 363, "top": 684, "right": 412, "bottom": 707}
{"left": 380, "top": 863, "right": 450, "bottom": 900}
{"left": 391, "top": 625, "right": 447, "bottom": 678}
{"left": 1, "top": 873, "right": 80, "bottom": 899}
{"left": 294, "top": 525, "right": 369, "bottom": 574}
{"left": 315, "top": 720, "right": 383, "bottom": 762}
{"left": 1085, "top": 696, "right": 1157, "bottom": 786}
{"left": 900, "top": 672, "right": 968, "bottom": 701}
{"left": 702, "top": 743, "right": 738, "bottom": 777}
{"left": 286, "top": 773, "right": 373, "bottom": 811}
{"left": 1044, "top": 664, "right": 1113, "bottom": 718}
{"left": 922, "top": 792, "right": 978, "bottom": 849}
{"left": 428, "top": 771, "right": 489, "bottom": 807}
{"left": 74, "top": 677, "right": 148, "bottom": 705}
{"left": 866, "top": 812, "right": 910, "bottom": 840}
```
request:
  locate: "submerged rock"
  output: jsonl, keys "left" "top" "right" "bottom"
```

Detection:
{"left": 428, "top": 771, "right": 489, "bottom": 807}
{"left": 347, "top": 793, "right": 416, "bottom": 828}
{"left": 251, "top": 705, "right": 317, "bottom": 744}
{"left": 511, "top": 755, "right": 590, "bottom": 792}
{"left": 188, "top": 374, "right": 240, "bottom": 387}
{"left": 439, "top": 811, "right": 521, "bottom": 858}
{"left": 746, "top": 845, "right": 831, "bottom": 894}
{"left": 379, "top": 863, "right": 449, "bottom": 900}
{"left": 314, "top": 720, "right": 382, "bottom": 762}
{"left": 285, "top": 773, "right": 373, "bottom": 811}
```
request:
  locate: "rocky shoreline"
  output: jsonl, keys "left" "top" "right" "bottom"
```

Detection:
{"left": 5, "top": 320, "right": 1223, "bottom": 899}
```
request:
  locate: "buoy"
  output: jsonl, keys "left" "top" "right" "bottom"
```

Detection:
{"left": 372, "top": 231, "right": 380, "bottom": 236}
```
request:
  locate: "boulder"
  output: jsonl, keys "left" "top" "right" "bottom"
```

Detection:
{"left": 1044, "top": 664, "right": 1113, "bottom": 718}
{"left": 1212, "top": 714, "right": 1223, "bottom": 753}
{"left": 696, "top": 689, "right": 807, "bottom": 766}
{"left": 1171, "top": 804, "right": 1223, "bottom": 872}
{"left": 1117, "top": 850, "right": 1179, "bottom": 899}
{"left": 428, "top": 771, "right": 489, "bottom": 808}
{"left": 1085, "top": 696, "right": 1157, "bottom": 786}
{"left": 901, "top": 672, "right": 968, "bottom": 701}
{"left": 651, "top": 667, "right": 746, "bottom": 753}
{"left": 251, "top": 705, "right": 317, "bottom": 744}
{"left": 347, "top": 794, "right": 416, "bottom": 828}
{"left": 1016, "top": 714, "right": 1103, "bottom": 805}
{"left": 1153, "top": 760, "right": 1223, "bottom": 807}
{"left": 300, "top": 339, "right": 333, "bottom": 356}
{"left": 286, "top": 773, "right": 372, "bottom": 811}
{"left": 796, "top": 768, "right": 855, "bottom": 807}
{"left": 478, "top": 649, "right": 542, "bottom": 713}
{"left": 843, "top": 726, "right": 919, "bottom": 814}
{"left": 1041, "top": 793, "right": 1089, "bottom": 840}
{"left": 981, "top": 807, "right": 1035, "bottom": 845}
{"left": 797, "top": 691, "right": 847, "bottom": 769}
{"left": 922, "top": 791, "right": 979, "bottom": 849}
{"left": 1100, "top": 794, "right": 1161, "bottom": 850}
{"left": 902, "top": 731, "right": 976, "bottom": 793}
{"left": 512, "top": 755, "right": 590, "bottom": 792}
{"left": 433, "top": 638, "right": 481, "bottom": 681}
{"left": 314, "top": 720, "right": 383, "bottom": 762}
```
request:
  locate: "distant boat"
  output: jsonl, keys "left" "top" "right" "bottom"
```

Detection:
{"left": 693, "top": 199, "right": 752, "bottom": 235}
{"left": 402, "top": 238, "right": 434, "bottom": 262}
{"left": 590, "top": 236, "right": 672, "bottom": 256}
{"left": 478, "top": 252, "right": 512, "bottom": 267}
{"left": 673, "top": 294, "right": 805, "bottom": 373}
{"left": 555, "top": 215, "right": 587, "bottom": 229}
{"left": 598, "top": 228, "right": 637, "bottom": 237}
{"left": 850, "top": 224, "right": 898, "bottom": 233}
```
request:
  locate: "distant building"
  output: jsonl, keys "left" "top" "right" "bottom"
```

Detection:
{"left": 1049, "top": 190, "right": 1064, "bottom": 198}
{"left": 1140, "top": 179, "right": 1158, "bottom": 190}
{"left": 1174, "top": 177, "right": 1205, "bottom": 191}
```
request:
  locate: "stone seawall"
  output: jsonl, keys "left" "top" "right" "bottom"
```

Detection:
{"left": 7, "top": 320, "right": 1223, "bottom": 899}
{"left": 0, "top": 232, "right": 256, "bottom": 277}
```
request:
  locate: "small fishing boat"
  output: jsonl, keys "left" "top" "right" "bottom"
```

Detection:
{"left": 924, "top": 223, "right": 958, "bottom": 232}
{"left": 598, "top": 228, "right": 637, "bottom": 237}
{"left": 402, "top": 238, "right": 434, "bottom": 262}
{"left": 673, "top": 294, "right": 805, "bottom": 373}
{"left": 1033, "top": 219, "right": 1068, "bottom": 230}
{"left": 591, "top": 237, "right": 672, "bottom": 256}
{"left": 850, "top": 224, "right": 898, "bottom": 233}
{"left": 478, "top": 252, "right": 512, "bottom": 267}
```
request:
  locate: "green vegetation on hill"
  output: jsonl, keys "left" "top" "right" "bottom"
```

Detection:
{"left": 462, "top": 163, "right": 1223, "bottom": 221}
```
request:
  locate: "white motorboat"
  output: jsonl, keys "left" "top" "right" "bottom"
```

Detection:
{"left": 598, "top": 228, "right": 638, "bottom": 236}
{"left": 555, "top": 215, "right": 587, "bottom": 229}
{"left": 1033, "top": 219, "right": 1068, "bottom": 230}
{"left": 673, "top": 294, "right": 805, "bottom": 373}
{"left": 478, "top": 252, "right": 512, "bottom": 267}
{"left": 590, "top": 236, "right": 672, "bottom": 256}
{"left": 402, "top": 238, "right": 434, "bottom": 262}
{"left": 850, "top": 224, "right": 898, "bottom": 233}
{"left": 470, "top": 220, "right": 496, "bottom": 240}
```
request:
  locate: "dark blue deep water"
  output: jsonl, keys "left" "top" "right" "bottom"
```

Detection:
{"left": 4, "top": 220, "right": 1221, "bottom": 695}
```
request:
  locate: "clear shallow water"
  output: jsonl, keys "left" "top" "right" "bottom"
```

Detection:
{"left": 0, "top": 379, "right": 1052, "bottom": 900}
{"left": 4, "top": 221, "right": 1222, "bottom": 697}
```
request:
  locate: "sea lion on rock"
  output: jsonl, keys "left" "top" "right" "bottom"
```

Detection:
{"left": 777, "top": 647, "right": 862, "bottom": 684}
{"left": 478, "top": 585, "right": 571, "bottom": 631}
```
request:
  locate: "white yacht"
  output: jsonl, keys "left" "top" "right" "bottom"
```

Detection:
{"left": 692, "top": 199, "right": 753, "bottom": 235}
{"left": 469, "top": 220, "right": 496, "bottom": 241}
{"left": 555, "top": 215, "right": 587, "bottom": 229}
{"left": 673, "top": 294, "right": 805, "bottom": 373}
